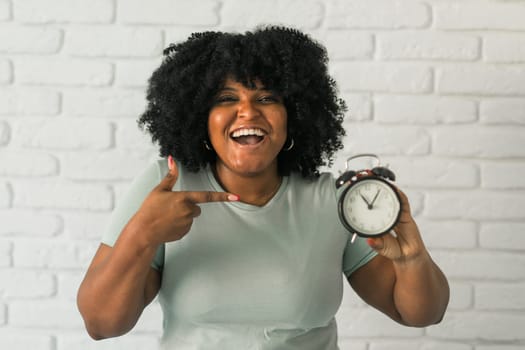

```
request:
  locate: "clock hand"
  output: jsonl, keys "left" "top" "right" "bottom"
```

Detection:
{"left": 359, "top": 192, "right": 373, "bottom": 210}
{"left": 370, "top": 189, "right": 381, "bottom": 209}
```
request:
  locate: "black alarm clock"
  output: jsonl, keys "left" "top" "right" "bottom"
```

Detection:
{"left": 335, "top": 154, "right": 402, "bottom": 243}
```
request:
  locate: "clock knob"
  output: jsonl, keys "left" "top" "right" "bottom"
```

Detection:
{"left": 335, "top": 170, "right": 356, "bottom": 189}
{"left": 371, "top": 166, "right": 396, "bottom": 181}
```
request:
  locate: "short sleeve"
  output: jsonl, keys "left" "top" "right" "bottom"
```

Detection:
{"left": 342, "top": 235, "right": 378, "bottom": 277}
{"left": 101, "top": 160, "right": 166, "bottom": 271}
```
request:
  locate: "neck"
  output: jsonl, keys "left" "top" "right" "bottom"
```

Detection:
{"left": 213, "top": 162, "right": 282, "bottom": 207}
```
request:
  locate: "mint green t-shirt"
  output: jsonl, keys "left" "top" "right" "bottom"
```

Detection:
{"left": 102, "top": 159, "right": 377, "bottom": 350}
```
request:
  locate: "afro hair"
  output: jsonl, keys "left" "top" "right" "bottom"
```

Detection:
{"left": 138, "top": 25, "right": 347, "bottom": 178}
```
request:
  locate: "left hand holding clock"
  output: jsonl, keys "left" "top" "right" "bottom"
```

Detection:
{"left": 366, "top": 187, "right": 427, "bottom": 265}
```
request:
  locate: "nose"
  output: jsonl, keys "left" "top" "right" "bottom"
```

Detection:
{"left": 237, "top": 98, "right": 260, "bottom": 119}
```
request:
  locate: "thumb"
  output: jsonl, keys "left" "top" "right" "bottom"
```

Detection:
{"left": 157, "top": 155, "right": 179, "bottom": 191}
{"left": 367, "top": 233, "right": 401, "bottom": 260}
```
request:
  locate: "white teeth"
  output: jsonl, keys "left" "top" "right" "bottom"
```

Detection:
{"left": 231, "top": 128, "right": 265, "bottom": 138}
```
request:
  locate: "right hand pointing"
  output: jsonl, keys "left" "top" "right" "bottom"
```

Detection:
{"left": 130, "top": 156, "right": 239, "bottom": 246}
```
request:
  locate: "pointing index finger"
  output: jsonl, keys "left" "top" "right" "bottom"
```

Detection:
{"left": 184, "top": 191, "right": 239, "bottom": 204}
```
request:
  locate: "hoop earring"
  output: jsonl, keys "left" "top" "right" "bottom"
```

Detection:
{"left": 284, "top": 138, "right": 294, "bottom": 151}
{"left": 204, "top": 140, "right": 212, "bottom": 151}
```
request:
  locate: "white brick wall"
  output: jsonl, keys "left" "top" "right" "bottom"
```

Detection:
{"left": 1, "top": 0, "right": 524, "bottom": 349}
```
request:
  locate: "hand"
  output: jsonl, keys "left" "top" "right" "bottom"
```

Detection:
{"left": 130, "top": 156, "right": 238, "bottom": 246}
{"left": 367, "top": 187, "right": 427, "bottom": 265}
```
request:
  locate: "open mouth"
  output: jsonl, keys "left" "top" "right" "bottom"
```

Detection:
{"left": 230, "top": 128, "right": 266, "bottom": 146}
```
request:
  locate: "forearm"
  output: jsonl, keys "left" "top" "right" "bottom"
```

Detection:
{"left": 392, "top": 252, "right": 449, "bottom": 327}
{"left": 77, "top": 221, "right": 159, "bottom": 339}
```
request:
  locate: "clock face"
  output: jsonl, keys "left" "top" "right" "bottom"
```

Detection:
{"left": 340, "top": 177, "right": 401, "bottom": 237}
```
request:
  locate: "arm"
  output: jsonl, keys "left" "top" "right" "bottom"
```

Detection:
{"left": 348, "top": 189, "right": 449, "bottom": 327}
{"left": 77, "top": 158, "right": 237, "bottom": 339}
{"left": 77, "top": 239, "right": 161, "bottom": 339}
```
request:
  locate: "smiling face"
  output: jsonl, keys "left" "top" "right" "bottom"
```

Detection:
{"left": 207, "top": 79, "right": 288, "bottom": 178}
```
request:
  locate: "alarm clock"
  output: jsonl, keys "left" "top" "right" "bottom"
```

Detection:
{"left": 335, "top": 154, "right": 402, "bottom": 243}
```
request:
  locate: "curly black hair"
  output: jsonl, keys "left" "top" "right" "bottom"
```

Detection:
{"left": 138, "top": 25, "right": 347, "bottom": 178}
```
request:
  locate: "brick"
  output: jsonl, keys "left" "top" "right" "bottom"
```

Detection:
{"left": 0, "top": 89, "right": 60, "bottom": 115}
{"left": 477, "top": 346, "right": 525, "bottom": 350}
{"left": 0, "top": 25, "right": 62, "bottom": 53}
{"left": 63, "top": 90, "right": 146, "bottom": 117}
{"left": 427, "top": 311, "right": 525, "bottom": 341}
{"left": 57, "top": 335, "right": 160, "bottom": 350}
{"left": 484, "top": 34, "right": 525, "bottom": 63}
{"left": 0, "top": 150, "right": 58, "bottom": 177}
{"left": 0, "top": 58, "right": 11, "bottom": 84}
{"left": 432, "top": 251, "right": 525, "bottom": 280}
{"left": 14, "top": 0, "right": 113, "bottom": 23}
{"left": 389, "top": 157, "right": 478, "bottom": 188}
{"left": 437, "top": 65, "right": 525, "bottom": 96}
{"left": 61, "top": 150, "right": 155, "bottom": 181}
{"left": 479, "top": 223, "right": 525, "bottom": 251}
{"left": 115, "top": 121, "right": 158, "bottom": 151}
{"left": 12, "top": 181, "right": 112, "bottom": 210}
{"left": 375, "top": 95, "right": 477, "bottom": 124}
{"left": 16, "top": 58, "right": 113, "bottom": 86}
{"left": 481, "top": 162, "right": 525, "bottom": 189}
{"left": 448, "top": 282, "right": 473, "bottom": 311}
{"left": 12, "top": 239, "right": 98, "bottom": 268}
{"left": 0, "top": 0, "right": 10, "bottom": 21}
{"left": 337, "top": 339, "right": 367, "bottom": 350}
{"left": 62, "top": 212, "right": 111, "bottom": 240}
{"left": 9, "top": 300, "right": 84, "bottom": 328}
{"left": 342, "top": 124, "right": 430, "bottom": 156}
{"left": 0, "top": 240, "right": 11, "bottom": 267}
{"left": 164, "top": 28, "right": 198, "bottom": 46}
{"left": 0, "top": 334, "right": 53, "bottom": 350}
{"left": 476, "top": 283, "right": 525, "bottom": 310}
{"left": 480, "top": 98, "right": 525, "bottom": 125}
{"left": 65, "top": 27, "right": 162, "bottom": 57}
{"left": 426, "top": 191, "right": 525, "bottom": 220}
{"left": 0, "top": 305, "right": 5, "bottom": 325}
{"left": 221, "top": 0, "right": 323, "bottom": 29}
{"left": 326, "top": 0, "right": 429, "bottom": 29}
{"left": 0, "top": 121, "right": 9, "bottom": 145}
{"left": 56, "top": 271, "right": 83, "bottom": 300}
{"left": 337, "top": 307, "right": 423, "bottom": 337}
{"left": 342, "top": 93, "right": 372, "bottom": 121}
{"left": 12, "top": 118, "right": 113, "bottom": 150}
{"left": 0, "top": 269, "right": 55, "bottom": 298}
{"left": 115, "top": 59, "right": 160, "bottom": 87}
{"left": 417, "top": 220, "right": 477, "bottom": 249}
{"left": 378, "top": 32, "right": 479, "bottom": 61}
{"left": 0, "top": 182, "right": 11, "bottom": 208}
{"left": 433, "top": 126, "right": 525, "bottom": 158}
{"left": 310, "top": 31, "right": 373, "bottom": 60}
{"left": 435, "top": 2, "right": 525, "bottom": 31}
{"left": 0, "top": 210, "right": 61, "bottom": 236}
{"left": 370, "top": 341, "right": 471, "bottom": 350}
{"left": 118, "top": 0, "right": 218, "bottom": 25}
{"left": 332, "top": 63, "right": 432, "bottom": 93}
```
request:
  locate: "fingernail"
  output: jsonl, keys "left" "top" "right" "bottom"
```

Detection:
{"left": 367, "top": 238, "right": 375, "bottom": 247}
{"left": 168, "top": 155, "right": 174, "bottom": 170}
{"left": 228, "top": 194, "right": 240, "bottom": 201}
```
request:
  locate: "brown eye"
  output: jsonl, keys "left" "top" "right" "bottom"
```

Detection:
{"left": 214, "top": 95, "right": 237, "bottom": 104}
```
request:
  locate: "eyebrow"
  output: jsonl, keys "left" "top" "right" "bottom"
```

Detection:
{"left": 218, "top": 85, "right": 270, "bottom": 92}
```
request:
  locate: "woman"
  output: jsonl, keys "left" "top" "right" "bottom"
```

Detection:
{"left": 77, "top": 26, "right": 449, "bottom": 349}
